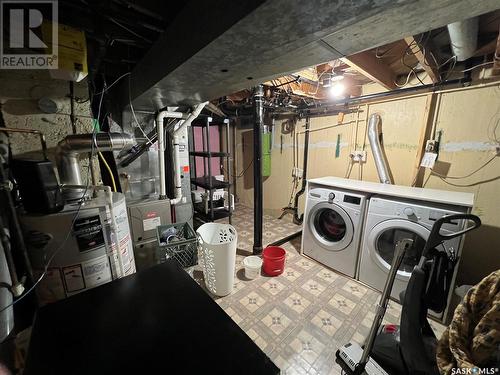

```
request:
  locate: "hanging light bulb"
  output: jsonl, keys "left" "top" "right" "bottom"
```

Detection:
{"left": 329, "top": 82, "right": 346, "bottom": 98}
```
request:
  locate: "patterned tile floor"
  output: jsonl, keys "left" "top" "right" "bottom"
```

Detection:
{"left": 193, "top": 204, "right": 446, "bottom": 374}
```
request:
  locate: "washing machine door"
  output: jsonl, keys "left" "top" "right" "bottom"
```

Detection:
{"left": 367, "top": 219, "right": 429, "bottom": 280}
{"left": 308, "top": 202, "right": 354, "bottom": 252}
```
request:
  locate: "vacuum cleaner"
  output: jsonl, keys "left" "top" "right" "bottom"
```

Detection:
{"left": 336, "top": 213, "right": 481, "bottom": 375}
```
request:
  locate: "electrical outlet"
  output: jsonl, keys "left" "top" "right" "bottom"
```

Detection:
{"left": 350, "top": 150, "right": 367, "bottom": 163}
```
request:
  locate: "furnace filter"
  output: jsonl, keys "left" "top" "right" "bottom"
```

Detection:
{"left": 21, "top": 192, "right": 136, "bottom": 305}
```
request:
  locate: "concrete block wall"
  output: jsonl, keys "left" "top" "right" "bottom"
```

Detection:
{"left": 0, "top": 70, "right": 100, "bottom": 184}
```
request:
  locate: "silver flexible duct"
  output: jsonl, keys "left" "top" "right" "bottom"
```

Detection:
{"left": 447, "top": 17, "right": 478, "bottom": 61}
{"left": 56, "top": 133, "right": 135, "bottom": 200}
{"left": 367, "top": 113, "right": 392, "bottom": 184}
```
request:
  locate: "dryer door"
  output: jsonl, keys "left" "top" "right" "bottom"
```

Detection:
{"left": 308, "top": 202, "right": 354, "bottom": 252}
{"left": 367, "top": 219, "right": 429, "bottom": 280}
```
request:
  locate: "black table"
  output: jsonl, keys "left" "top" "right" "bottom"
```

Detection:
{"left": 25, "top": 260, "right": 279, "bottom": 374}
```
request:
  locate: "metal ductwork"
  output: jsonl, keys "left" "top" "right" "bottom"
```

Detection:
{"left": 56, "top": 133, "right": 135, "bottom": 200}
{"left": 367, "top": 113, "right": 392, "bottom": 184}
{"left": 447, "top": 17, "right": 479, "bottom": 61}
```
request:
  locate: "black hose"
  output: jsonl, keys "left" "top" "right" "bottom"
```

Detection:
{"left": 293, "top": 117, "right": 310, "bottom": 225}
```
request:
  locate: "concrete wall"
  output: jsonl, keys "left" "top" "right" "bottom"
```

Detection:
{"left": 235, "top": 80, "right": 500, "bottom": 286}
{"left": 0, "top": 70, "right": 98, "bottom": 183}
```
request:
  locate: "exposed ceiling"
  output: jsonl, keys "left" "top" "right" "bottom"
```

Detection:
{"left": 254, "top": 10, "right": 500, "bottom": 103}
{"left": 49, "top": 1, "right": 500, "bottom": 114}
{"left": 57, "top": 0, "right": 190, "bottom": 80}
{"left": 119, "top": 0, "right": 499, "bottom": 111}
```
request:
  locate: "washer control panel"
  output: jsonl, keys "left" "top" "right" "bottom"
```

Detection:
{"left": 309, "top": 188, "right": 365, "bottom": 208}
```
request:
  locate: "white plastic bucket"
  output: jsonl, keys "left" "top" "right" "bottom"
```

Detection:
{"left": 243, "top": 256, "right": 262, "bottom": 279}
{"left": 196, "top": 223, "right": 237, "bottom": 296}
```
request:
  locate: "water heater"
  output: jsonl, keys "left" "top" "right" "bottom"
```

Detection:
{"left": 21, "top": 192, "right": 136, "bottom": 305}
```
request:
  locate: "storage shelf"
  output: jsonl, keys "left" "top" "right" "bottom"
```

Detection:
{"left": 191, "top": 176, "right": 230, "bottom": 190}
{"left": 189, "top": 117, "right": 232, "bottom": 224}
{"left": 194, "top": 208, "right": 231, "bottom": 222}
{"left": 189, "top": 151, "right": 229, "bottom": 157}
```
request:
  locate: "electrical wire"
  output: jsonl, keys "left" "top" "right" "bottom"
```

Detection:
{"left": 128, "top": 75, "right": 152, "bottom": 143}
{"left": 459, "top": 61, "right": 494, "bottom": 73}
{"left": 435, "top": 174, "right": 500, "bottom": 187}
{"left": 98, "top": 151, "right": 117, "bottom": 191}
{"left": 430, "top": 153, "right": 498, "bottom": 179}
{"left": 400, "top": 34, "right": 427, "bottom": 86}
{"left": 93, "top": 80, "right": 117, "bottom": 192}
{"left": 92, "top": 72, "right": 131, "bottom": 96}
{"left": 439, "top": 58, "right": 494, "bottom": 80}
{"left": 344, "top": 159, "right": 354, "bottom": 178}
{"left": 221, "top": 159, "right": 253, "bottom": 178}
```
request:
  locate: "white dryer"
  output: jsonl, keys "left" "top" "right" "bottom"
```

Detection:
{"left": 358, "top": 196, "right": 468, "bottom": 301}
{"left": 302, "top": 186, "right": 369, "bottom": 277}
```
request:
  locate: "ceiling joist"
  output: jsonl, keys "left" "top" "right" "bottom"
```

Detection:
{"left": 341, "top": 52, "right": 397, "bottom": 90}
{"left": 404, "top": 36, "right": 440, "bottom": 83}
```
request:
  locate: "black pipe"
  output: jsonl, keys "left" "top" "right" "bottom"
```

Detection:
{"left": 299, "top": 77, "right": 472, "bottom": 113}
{"left": 267, "top": 230, "right": 302, "bottom": 247}
{"left": 253, "top": 85, "right": 264, "bottom": 255}
{"left": 119, "top": 128, "right": 157, "bottom": 167}
{"left": 293, "top": 117, "right": 310, "bottom": 225}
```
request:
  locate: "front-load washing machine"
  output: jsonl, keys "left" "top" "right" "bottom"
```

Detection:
{"left": 301, "top": 185, "right": 369, "bottom": 277}
{"left": 358, "top": 196, "right": 469, "bottom": 302}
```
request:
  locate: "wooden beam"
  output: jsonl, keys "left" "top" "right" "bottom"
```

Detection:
{"left": 341, "top": 52, "right": 397, "bottom": 90}
{"left": 411, "top": 93, "right": 438, "bottom": 187}
{"left": 474, "top": 38, "right": 497, "bottom": 57}
{"left": 404, "top": 36, "right": 440, "bottom": 83}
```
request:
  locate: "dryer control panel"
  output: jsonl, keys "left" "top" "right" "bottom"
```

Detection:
{"left": 369, "top": 197, "right": 468, "bottom": 230}
{"left": 309, "top": 188, "right": 364, "bottom": 207}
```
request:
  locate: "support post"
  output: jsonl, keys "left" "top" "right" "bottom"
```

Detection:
{"left": 253, "top": 85, "right": 264, "bottom": 255}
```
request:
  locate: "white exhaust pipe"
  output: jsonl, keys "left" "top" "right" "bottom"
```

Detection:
{"left": 156, "top": 102, "right": 207, "bottom": 204}
{"left": 447, "top": 17, "right": 478, "bottom": 61}
{"left": 367, "top": 113, "right": 392, "bottom": 184}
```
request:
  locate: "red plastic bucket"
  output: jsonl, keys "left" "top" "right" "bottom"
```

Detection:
{"left": 262, "top": 246, "right": 286, "bottom": 276}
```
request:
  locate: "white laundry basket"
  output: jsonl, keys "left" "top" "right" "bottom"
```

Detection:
{"left": 196, "top": 223, "right": 237, "bottom": 296}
